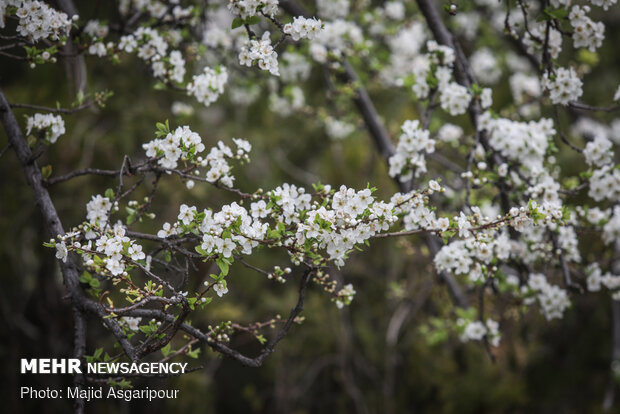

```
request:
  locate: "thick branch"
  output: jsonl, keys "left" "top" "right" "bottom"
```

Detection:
{"left": 0, "top": 89, "right": 138, "bottom": 361}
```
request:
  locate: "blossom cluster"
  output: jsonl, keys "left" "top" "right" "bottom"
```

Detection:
{"left": 479, "top": 112, "right": 554, "bottom": 177}
{"left": 93, "top": 225, "right": 146, "bottom": 276}
{"left": 458, "top": 318, "right": 501, "bottom": 347}
{"left": 283, "top": 16, "right": 323, "bottom": 41}
{"left": 196, "top": 201, "right": 269, "bottom": 258}
{"left": 157, "top": 50, "right": 186, "bottom": 83}
{"left": 440, "top": 82, "right": 472, "bottom": 116}
{"left": 585, "top": 263, "right": 620, "bottom": 300}
{"left": 324, "top": 117, "right": 355, "bottom": 140}
{"left": 118, "top": 0, "right": 194, "bottom": 21}
{"left": 186, "top": 66, "right": 229, "bottom": 106}
{"left": 542, "top": 67, "right": 583, "bottom": 105}
{"left": 410, "top": 41, "right": 455, "bottom": 100}
{"left": 316, "top": 0, "right": 349, "bottom": 19}
{"left": 5, "top": 0, "right": 73, "bottom": 41}
{"left": 227, "top": 0, "right": 279, "bottom": 19}
{"left": 309, "top": 19, "right": 364, "bottom": 63}
{"left": 116, "top": 26, "right": 191, "bottom": 86}
{"left": 383, "top": 22, "right": 426, "bottom": 82}
{"left": 295, "top": 185, "right": 397, "bottom": 266}
{"left": 128, "top": 27, "right": 168, "bottom": 61}
{"left": 523, "top": 23, "right": 563, "bottom": 60}
{"left": 335, "top": 284, "right": 356, "bottom": 309}
{"left": 569, "top": 5, "right": 605, "bottom": 52}
{"left": 434, "top": 233, "right": 511, "bottom": 282}
{"left": 239, "top": 32, "right": 280, "bottom": 76}
{"left": 523, "top": 274, "right": 571, "bottom": 320}
{"left": 388, "top": 120, "right": 435, "bottom": 182}
{"left": 143, "top": 125, "right": 205, "bottom": 169}
{"left": 26, "top": 113, "right": 65, "bottom": 144}
{"left": 86, "top": 194, "right": 115, "bottom": 229}
{"left": 434, "top": 202, "right": 564, "bottom": 280}
{"left": 203, "top": 138, "right": 251, "bottom": 187}
{"left": 392, "top": 184, "right": 448, "bottom": 233}
{"left": 470, "top": 48, "right": 501, "bottom": 85}
{"left": 602, "top": 206, "right": 620, "bottom": 246}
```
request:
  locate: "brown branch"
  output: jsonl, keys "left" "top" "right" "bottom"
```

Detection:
{"left": 0, "top": 89, "right": 139, "bottom": 362}
{"left": 9, "top": 101, "right": 95, "bottom": 114}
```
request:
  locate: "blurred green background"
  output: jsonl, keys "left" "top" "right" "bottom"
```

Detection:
{"left": 2, "top": 1, "right": 620, "bottom": 413}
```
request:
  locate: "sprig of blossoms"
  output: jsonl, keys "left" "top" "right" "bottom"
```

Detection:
{"left": 523, "top": 23, "right": 563, "bottom": 59}
{"left": 238, "top": 32, "right": 280, "bottom": 76}
{"left": 479, "top": 111, "right": 554, "bottom": 177}
{"left": 8, "top": 0, "right": 73, "bottom": 41}
{"left": 227, "top": 0, "right": 279, "bottom": 19}
{"left": 143, "top": 125, "right": 205, "bottom": 169}
{"left": 186, "top": 66, "right": 228, "bottom": 107}
{"left": 83, "top": 19, "right": 108, "bottom": 40}
{"left": 283, "top": 16, "right": 323, "bottom": 41}
{"left": 334, "top": 284, "right": 356, "bottom": 309}
{"left": 26, "top": 113, "right": 65, "bottom": 143}
{"left": 589, "top": 165, "right": 620, "bottom": 203}
{"left": 458, "top": 318, "right": 501, "bottom": 347}
{"left": 523, "top": 273, "right": 571, "bottom": 320}
{"left": 409, "top": 41, "right": 456, "bottom": 99}
{"left": 86, "top": 194, "right": 114, "bottom": 228}
{"left": 132, "top": 27, "right": 168, "bottom": 61}
{"left": 202, "top": 138, "right": 251, "bottom": 187}
{"left": 388, "top": 120, "right": 435, "bottom": 182}
{"left": 308, "top": 19, "right": 364, "bottom": 63}
{"left": 585, "top": 263, "right": 620, "bottom": 300}
{"left": 440, "top": 82, "right": 472, "bottom": 116}
{"left": 542, "top": 67, "right": 583, "bottom": 105}
{"left": 569, "top": 5, "right": 605, "bottom": 52}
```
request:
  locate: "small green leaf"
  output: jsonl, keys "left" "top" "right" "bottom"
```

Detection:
{"left": 231, "top": 17, "right": 243, "bottom": 29}
{"left": 187, "top": 347, "right": 201, "bottom": 359}
{"left": 216, "top": 257, "right": 229, "bottom": 276}
{"left": 245, "top": 16, "right": 261, "bottom": 25}
{"left": 161, "top": 343, "right": 172, "bottom": 357}
{"left": 41, "top": 165, "right": 52, "bottom": 179}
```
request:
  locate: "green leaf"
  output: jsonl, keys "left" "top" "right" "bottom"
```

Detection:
{"left": 216, "top": 257, "right": 229, "bottom": 276}
{"left": 41, "top": 165, "right": 52, "bottom": 179}
{"left": 231, "top": 17, "right": 243, "bottom": 29}
{"left": 161, "top": 343, "right": 172, "bottom": 357}
{"left": 79, "top": 271, "right": 92, "bottom": 284}
{"left": 441, "top": 230, "right": 455, "bottom": 244}
{"left": 544, "top": 7, "right": 568, "bottom": 20}
{"left": 105, "top": 188, "right": 115, "bottom": 199}
{"left": 93, "top": 347, "right": 103, "bottom": 360}
{"left": 245, "top": 16, "right": 261, "bottom": 25}
{"left": 118, "top": 379, "right": 133, "bottom": 389}
{"left": 187, "top": 347, "right": 201, "bottom": 359}
{"left": 76, "top": 90, "right": 85, "bottom": 106}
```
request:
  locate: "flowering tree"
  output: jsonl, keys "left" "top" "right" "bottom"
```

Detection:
{"left": 2, "top": 0, "right": 620, "bottom": 412}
